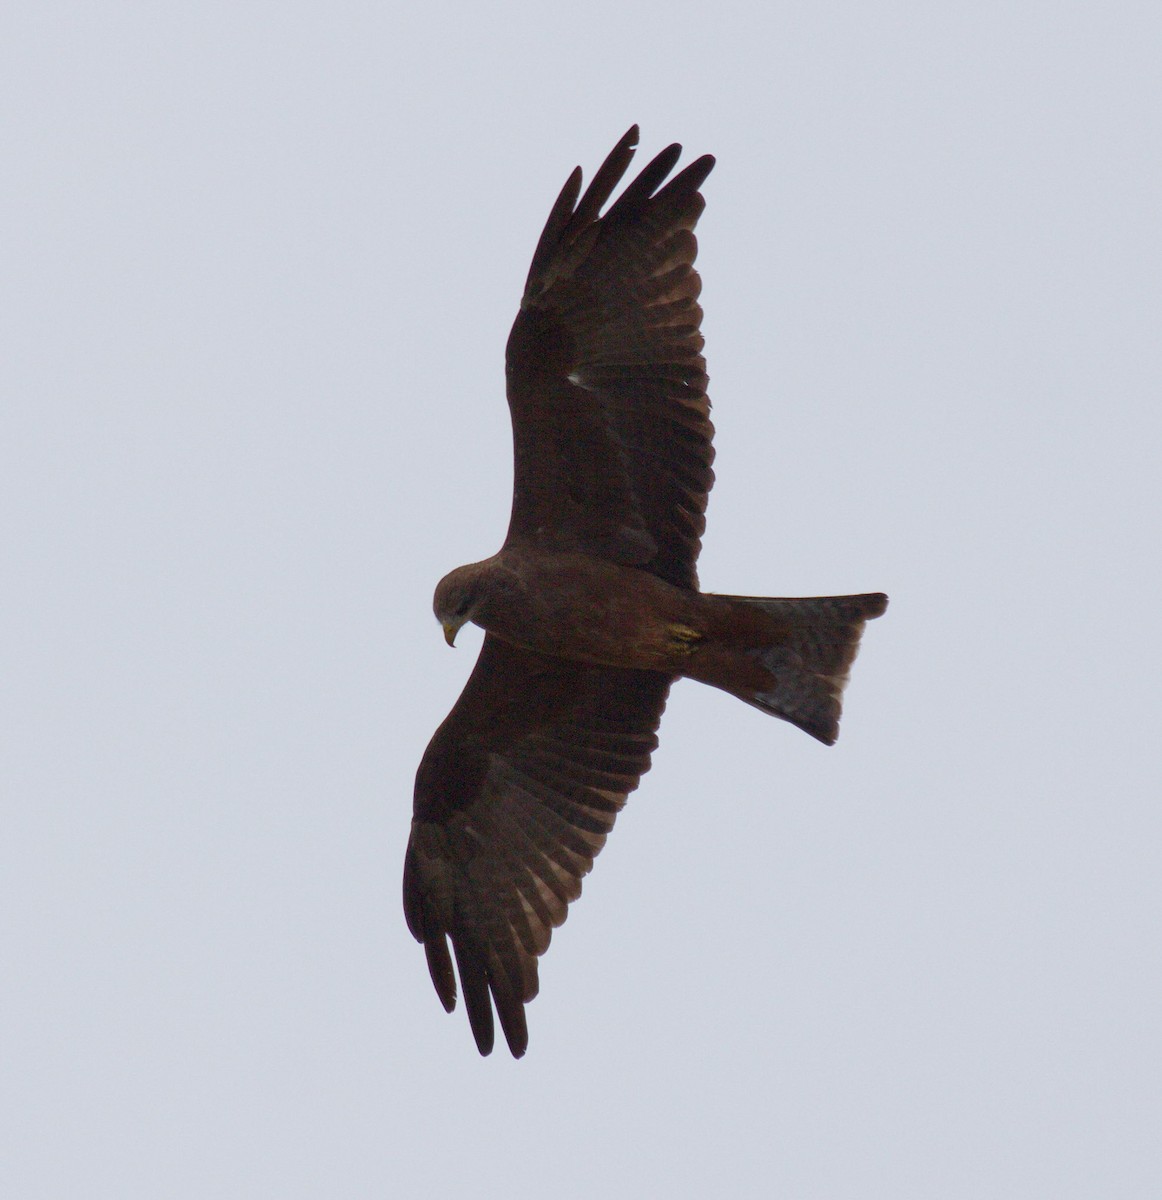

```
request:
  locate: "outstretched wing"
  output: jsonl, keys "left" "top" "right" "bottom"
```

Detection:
{"left": 504, "top": 127, "right": 716, "bottom": 591}
{"left": 404, "top": 635, "right": 672, "bottom": 1057}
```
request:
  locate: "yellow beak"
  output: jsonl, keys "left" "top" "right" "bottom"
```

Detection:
{"left": 442, "top": 620, "right": 462, "bottom": 647}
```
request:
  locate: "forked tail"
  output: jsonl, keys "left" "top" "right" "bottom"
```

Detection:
{"left": 695, "top": 592, "right": 888, "bottom": 745}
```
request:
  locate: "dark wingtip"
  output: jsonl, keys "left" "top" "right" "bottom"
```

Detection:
{"left": 685, "top": 152, "right": 717, "bottom": 191}
{"left": 467, "top": 1000, "right": 496, "bottom": 1057}
{"left": 423, "top": 936, "right": 458, "bottom": 1013}
{"left": 493, "top": 975, "right": 530, "bottom": 1059}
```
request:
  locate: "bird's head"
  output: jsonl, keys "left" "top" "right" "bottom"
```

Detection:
{"left": 432, "top": 563, "right": 486, "bottom": 647}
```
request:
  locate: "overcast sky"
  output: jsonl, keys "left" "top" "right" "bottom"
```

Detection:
{"left": 4, "top": 3, "right": 1160, "bottom": 1197}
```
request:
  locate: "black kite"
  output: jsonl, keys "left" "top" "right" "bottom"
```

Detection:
{"left": 404, "top": 128, "right": 887, "bottom": 1057}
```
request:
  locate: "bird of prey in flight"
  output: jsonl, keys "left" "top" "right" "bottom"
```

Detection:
{"left": 403, "top": 127, "right": 887, "bottom": 1057}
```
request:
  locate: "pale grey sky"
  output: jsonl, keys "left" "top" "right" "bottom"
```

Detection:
{"left": 4, "top": 3, "right": 1160, "bottom": 1196}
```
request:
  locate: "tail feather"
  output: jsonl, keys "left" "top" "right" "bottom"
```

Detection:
{"left": 704, "top": 592, "right": 887, "bottom": 745}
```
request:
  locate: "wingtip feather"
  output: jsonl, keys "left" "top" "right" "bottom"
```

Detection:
{"left": 424, "top": 936, "right": 457, "bottom": 1013}
{"left": 452, "top": 936, "right": 496, "bottom": 1056}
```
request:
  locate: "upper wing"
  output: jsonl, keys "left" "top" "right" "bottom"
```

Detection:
{"left": 404, "top": 634, "right": 672, "bottom": 1057}
{"left": 504, "top": 127, "right": 716, "bottom": 591}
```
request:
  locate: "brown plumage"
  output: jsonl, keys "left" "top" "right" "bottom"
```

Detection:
{"left": 404, "top": 127, "right": 887, "bottom": 1057}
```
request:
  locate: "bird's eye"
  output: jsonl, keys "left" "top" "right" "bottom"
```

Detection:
{"left": 455, "top": 599, "right": 471, "bottom": 617}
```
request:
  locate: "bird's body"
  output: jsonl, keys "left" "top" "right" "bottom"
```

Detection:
{"left": 404, "top": 128, "right": 887, "bottom": 1057}
{"left": 436, "top": 549, "right": 704, "bottom": 671}
{"left": 435, "top": 547, "right": 883, "bottom": 734}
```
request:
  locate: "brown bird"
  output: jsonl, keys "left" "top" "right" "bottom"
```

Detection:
{"left": 404, "top": 127, "right": 887, "bottom": 1057}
